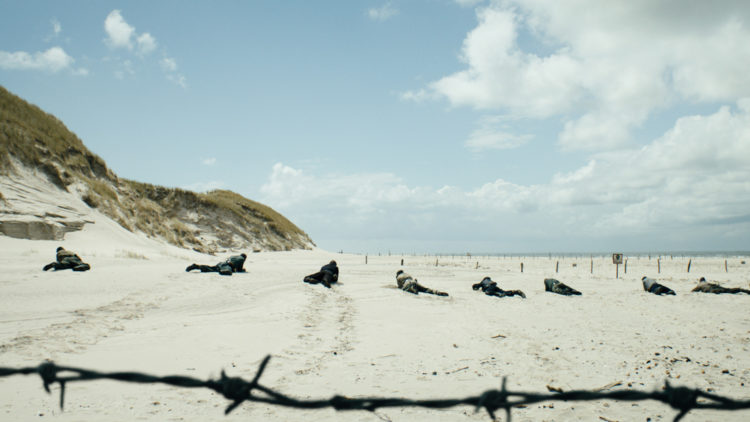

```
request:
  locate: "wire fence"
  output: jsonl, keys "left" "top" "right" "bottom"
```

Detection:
{"left": 2, "top": 356, "right": 749, "bottom": 421}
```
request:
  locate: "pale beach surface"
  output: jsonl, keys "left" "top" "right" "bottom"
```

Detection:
{"left": 1, "top": 219, "right": 749, "bottom": 421}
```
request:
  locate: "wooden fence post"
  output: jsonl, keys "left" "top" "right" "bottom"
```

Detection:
{"left": 658, "top": 258, "right": 661, "bottom": 274}
{"left": 521, "top": 262, "right": 524, "bottom": 273}
{"left": 556, "top": 261, "right": 559, "bottom": 273}
{"left": 687, "top": 259, "right": 692, "bottom": 273}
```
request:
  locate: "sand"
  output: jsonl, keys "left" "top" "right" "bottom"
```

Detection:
{"left": 1, "top": 219, "right": 749, "bottom": 421}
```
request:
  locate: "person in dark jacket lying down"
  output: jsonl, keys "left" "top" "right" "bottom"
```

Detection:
{"left": 472, "top": 277, "right": 525, "bottom": 298}
{"left": 544, "top": 278, "right": 581, "bottom": 296}
{"left": 692, "top": 277, "right": 750, "bottom": 295}
{"left": 43, "top": 247, "right": 91, "bottom": 272}
{"left": 396, "top": 270, "right": 448, "bottom": 296}
{"left": 641, "top": 276, "right": 676, "bottom": 295}
{"left": 186, "top": 253, "right": 247, "bottom": 276}
{"left": 303, "top": 260, "right": 339, "bottom": 288}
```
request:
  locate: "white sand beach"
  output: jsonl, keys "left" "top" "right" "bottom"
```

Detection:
{"left": 1, "top": 218, "right": 749, "bottom": 421}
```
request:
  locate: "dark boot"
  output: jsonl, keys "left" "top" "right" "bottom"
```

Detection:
{"left": 73, "top": 263, "right": 91, "bottom": 272}
{"left": 186, "top": 264, "right": 199, "bottom": 272}
{"left": 43, "top": 263, "right": 55, "bottom": 271}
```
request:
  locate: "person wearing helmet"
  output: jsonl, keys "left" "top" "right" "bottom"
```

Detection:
{"left": 42, "top": 247, "right": 91, "bottom": 272}
{"left": 303, "top": 260, "right": 339, "bottom": 288}
{"left": 472, "top": 276, "right": 525, "bottom": 298}
{"left": 692, "top": 277, "right": 750, "bottom": 295}
{"left": 396, "top": 270, "right": 448, "bottom": 296}
{"left": 186, "top": 253, "right": 247, "bottom": 276}
{"left": 544, "top": 278, "right": 581, "bottom": 296}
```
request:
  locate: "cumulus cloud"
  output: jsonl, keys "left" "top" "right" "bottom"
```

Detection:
{"left": 368, "top": 3, "right": 399, "bottom": 21}
{"left": 261, "top": 102, "right": 750, "bottom": 251}
{"left": 104, "top": 10, "right": 135, "bottom": 49}
{"left": 103, "top": 10, "right": 185, "bottom": 87}
{"left": 0, "top": 47, "right": 75, "bottom": 72}
{"left": 136, "top": 33, "right": 157, "bottom": 56}
{"left": 407, "top": 0, "right": 750, "bottom": 151}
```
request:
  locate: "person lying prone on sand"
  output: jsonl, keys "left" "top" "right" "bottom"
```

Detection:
{"left": 396, "top": 270, "right": 448, "bottom": 296}
{"left": 43, "top": 247, "right": 91, "bottom": 272}
{"left": 303, "top": 260, "right": 339, "bottom": 288}
{"left": 642, "top": 276, "right": 676, "bottom": 295}
{"left": 691, "top": 277, "right": 750, "bottom": 295}
{"left": 472, "top": 277, "right": 525, "bottom": 298}
{"left": 186, "top": 253, "right": 247, "bottom": 276}
{"left": 544, "top": 278, "right": 581, "bottom": 296}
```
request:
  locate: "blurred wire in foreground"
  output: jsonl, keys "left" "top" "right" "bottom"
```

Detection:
{"left": 1, "top": 356, "right": 749, "bottom": 421}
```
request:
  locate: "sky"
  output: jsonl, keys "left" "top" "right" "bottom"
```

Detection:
{"left": 1, "top": 0, "right": 749, "bottom": 254}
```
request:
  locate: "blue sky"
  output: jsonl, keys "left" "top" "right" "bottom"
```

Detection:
{"left": 2, "top": 0, "right": 749, "bottom": 254}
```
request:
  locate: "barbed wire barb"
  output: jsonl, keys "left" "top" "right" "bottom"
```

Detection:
{"left": 1, "top": 356, "right": 749, "bottom": 421}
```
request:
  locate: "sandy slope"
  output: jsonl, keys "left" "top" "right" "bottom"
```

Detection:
{"left": 1, "top": 223, "right": 749, "bottom": 421}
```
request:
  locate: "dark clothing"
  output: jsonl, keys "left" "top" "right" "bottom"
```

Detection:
{"left": 304, "top": 261, "right": 339, "bottom": 288}
{"left": 186, "top": 254, "right": 246, "bottom": 276}
{"left": 226, "top": 255, "right": 247, "bottom": 272}
{"left": 642, "top": 277, "right": 675, "bottom": 295}
{"left": 472, "top": 277, "right": 525, "bottom": 298}
{"left": 544, "top": 278, "right": 581, "bottom": 296}
{"left": 692, "top": 281, "right": 750, "bottom": 295}
{"left": 43, "top": 248, "right": 90, "bottom": 272}
{"left": 396, "top": 271, "right": 448, "bottom": 296}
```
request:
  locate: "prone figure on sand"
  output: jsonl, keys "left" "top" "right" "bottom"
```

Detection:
{"left": 43, "top": 247, "right": 91, "bottom": 272}
{"left": 642, "top": 276, "right": 676, "bottom": 296}
{"left": 396, "top": 270, "right": 448, "bottom": 296}
{"left": 472, "top": 276, "right": 525, "bottom": 298}
{"left": 185, "top": 253, "right": 247, "bottom": 276}
{"left": 303, "top": 260, "right": 339, "bottom": 288}
{"left": 544, "top": 278, "right": 581, "bottom": 296}
{"left": 692, "top": 277, "right": 750, "bottom": 295}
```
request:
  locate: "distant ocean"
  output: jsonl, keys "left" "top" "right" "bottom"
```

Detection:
{"left": 427, "top": 251, "right": 750, "bottom": 258}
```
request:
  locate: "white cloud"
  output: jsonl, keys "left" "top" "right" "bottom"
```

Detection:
{"left": 201, "top": 157, "right": 216, "bottom": 166}
{"left": 408, "top": 1, "right": 750, "bottom": 151}
{"left": 51, "top": 18, "right": 61, "bottom": 37}
{"left": 261, "top": 102, "right": 750, "bottom": 250}
{"left": 136, "top": 33, "right": 157, "bottom": 56}
{"left": 114, "top": 59, "right": 134, "bottom": 79}
{"left": 465, "top": 116, "right": 531, "bottom": 151}
{"left": 368, "top": 3, "right": 399, "bottom": 21}
{"left": 0, "top": 47, "right": 75, "bottom": 72}
{"left": 104, "top": 10, "right": 135, "bottom": 49}
{"left": 161, "top": 57, "right": 187, "bottom": 88}
{"left": 160, "top": 57, "right": 177, "bottom": 72}
{"left": 102, "top": 10, "right": 186, "bottom": 87}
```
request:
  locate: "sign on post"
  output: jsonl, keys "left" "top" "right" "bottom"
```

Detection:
{"left": 613, "top": 253, "right": 623, "bottom": 279}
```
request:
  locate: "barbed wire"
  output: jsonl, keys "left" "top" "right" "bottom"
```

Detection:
{"left": 1, "top": 356, "right": 749, "bottom": 421}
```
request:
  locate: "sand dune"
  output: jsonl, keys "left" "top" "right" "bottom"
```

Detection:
{"left": 1, "top": 223, "right": 749, "bottom": 421}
